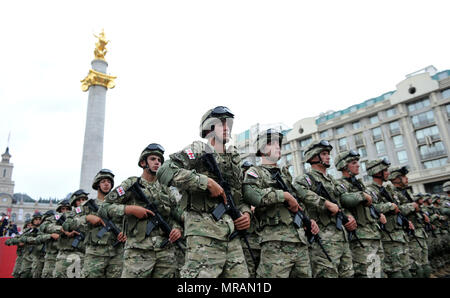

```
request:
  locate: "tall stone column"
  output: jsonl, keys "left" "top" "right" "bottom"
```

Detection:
{"left": 79, "top": 30, "right": 116, "bottom": 197}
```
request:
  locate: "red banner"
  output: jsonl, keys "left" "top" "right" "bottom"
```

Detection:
{"left": 0, "top": 237, "right": 17, "bottom": 278}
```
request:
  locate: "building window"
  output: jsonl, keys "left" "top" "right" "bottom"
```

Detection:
{"left": 375, "top": 141, "right": 385, "bottom": 155}
{"left": 354, "top": 133, "right": 364, "bottom": 146}
{"left": 360, "top": 161, "right": 367, "bottom": 172}
{"left": 411, "top": 110, "right": 434, "bottom": 128}
{"left": 352, "top": 121, "right": 361, "bottom": 130}
{"left": 372, "top": 127, "right": 382, "bottom": 141}
{"left": 442, "top": 88, "right": 450, "bottom": 99}
{"left": 338, "top": 137, "right": 347, "bottom": 151}
{"left": 286, "top": 153, "right": 293, "bottom": 163}
{"left": 304, "top": 162, "right": 311, "bottom": 172}
{"left": 392, "top": 135, "right": 404, "bottom": 149}
{"left": 419, "top": 141, "right": 446, "bottom": 160}
{"left": 320, "top": 130, "right": 328, "bottom": 139}
{"left": 283, "top": 143, "right": 291, "bottom": 151}
{"left": 389, "top": 121, "right": 401, "bottom": 135}
{"left": 2, "top": 169, "right": 5, "bottom": 177}
{"left": 423, "top": 157, "right": 448, "bottom": 169}
{"left": 446, "top": 104, "right": 450, "bottom": 118}
{"left": 335, "top": 126, "right": 345, "bottom": 135}
{"left": 369, "top": 115, "right": 379, "bottom": 124}
{"left": 386, "top": 107, "right": 397, "bottom": 117}
{"left": 408, "top": 98, "right": 430, "bottom": 112}
{"left": 299, "top": 137, "right": 312, "bottom": 148}
{"left": 358, "top": 146, "right": 367, "bottom": 158}
{"left": 415, "top": 125, "right": 440, "bottom": 144}
{"left": 25, "top": 214, "right": 31, "bottom": 221}
{"left": 288, "top": 165, "right": 295, "bottom": 177}
{"left": 397, "top": 150, "right": 408, "bottom": 164}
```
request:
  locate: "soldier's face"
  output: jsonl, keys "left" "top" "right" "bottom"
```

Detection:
{"left": 319, "top": 150, "right": 331, "bottom": 166}
{"left": 382, "top": 169, "right": 390, "bottom": 181}
{"left": 263, "top": 141, "right": 281, "bottom": 162}
{"left": 347, "top": 160, "right": 360, "bottom": 175}
{"left": 146, "top": 155, "right": 162, "bottom": 172}
{"left": 74, "top": 199, "right": 82, "bottom": 207}
{"left": 99, "top": 178, "right": 112, "bottom": 193}
{"left": 401, "top": 175, "right": 408, "bottom": 186}
{"left": 32, "top": 218, "right": 41, "bottom": 226}
{"left": 60, "top": 206, "right": 70, "bottom": 213}
{"left": 213, "top": 119, "right": 232, "bottom": 144}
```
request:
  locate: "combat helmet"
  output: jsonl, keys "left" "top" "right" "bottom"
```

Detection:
{"left": 199, "top": 106, "right": 234, "bottom": 138}
{"left": 56, "top": 199, "right": 71, "bottom": 212}
{"left": 92, "top": 168, "right": 115, "bottom": 190}
{"left": 335, "top": 149, "right": 360, "bottom": 171}
{"left": 69, "top": 189, "right": 89, "bottom": 206}
{"left": 414, "top": 193, "right": 425, "bottom": 202}
{"left": 388, "top": 165, "right": 409, "bottom": 181}
{"left": 367, "top": 158, "right": 391, "bottom": 177}
{"left": 303, "top": 140, "right": 333, "bottom": 165}
{"left": 443, "top": 181, "right": 450, "bottom": 193}
{"left": 431, "top": 194, "right": 441, "bottom": 204}
{"left": 41, "top": 210, "right": 56, "bottom": 222}
{"left": 241, "top": 160, "right": 253, "bottom": 169}
{"left": 255, "top": 129, "right": 284, "bottom": 157}
{"left": 23, "top": 219, "right": 31, "bottom": 229}
{"left": 138, "top": 143, "right": 165, "bottom": 168}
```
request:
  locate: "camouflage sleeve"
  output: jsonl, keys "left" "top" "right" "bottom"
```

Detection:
{"left": 99, "top": 178, "right": 137, "bottom": 219}
{"left": 292, "top": 175, "right": 327, "bottom": 211}
{"left": 163, "top": 185, "right": 183, "bottom": 232}
{"left": 35, "top": 233, "right": 52, "bottom": 243}
{"left": 44, "top": 221, "right": 63, "bottom": 234}
{"left": 399, "top": 202, "right": 416, "bottom": 216}
{"left": 340, "top": 192, "right": 366, "bottom": 209}
{"left": 242, "top": 167, "right": 285, "bottom": 207}
{"left": 23, "top": 234, "right": 38, "bottom": 244}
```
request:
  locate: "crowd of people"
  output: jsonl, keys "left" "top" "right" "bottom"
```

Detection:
{"left": 4, "top": 106, "right": 450, "bottom": 278}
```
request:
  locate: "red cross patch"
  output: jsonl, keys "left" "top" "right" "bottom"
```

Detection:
{"left": 185, "top": 149, "right": 195, "bottom": 160}
{"left": 247, "top": 171, "right": 258, "bottom": 178}
{"left": 117, "top": 186, "right": 125, "bottom": 196}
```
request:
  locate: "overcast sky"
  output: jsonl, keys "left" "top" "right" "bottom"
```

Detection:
{"left": 1, "top": 0, "right": 449, "bottom": 200}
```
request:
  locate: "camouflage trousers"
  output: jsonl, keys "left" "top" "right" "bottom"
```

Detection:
{"left": 428, "top": 234, "right": 445, "bottom": 269}
{"left": 350, "top": 239, "right": 384, "bottom": 278}
{"left": 121, "top": 246, "right": 177, "bottom": 278}
{"left": 180, "top": 235, "right": 249, "bottom": 278}
{"left": 41, "top": 253, "right": 57, "bottom": 278}
{"left": 174, "top": 241, "right": 186, "bottom": 278}
{"left": 12, "top": 255, "right": 23, "bottom": 278}
{"left": 54, "top": 251, "right": 85, "bottom": 278}
{"left": 82, "top": 252, "right": 124, "bottom": 278}
{"left": 18, "top": 254, "right": 34, "bottom": 278}
{"left": 257, "top": 241, "right": 311, "bottom": 278}
{"left": 310, "top": 240, "right": 354, "bottom": 278}
{"left": 243, "top": 247, "right": 260, "bottom": 278}
{"left": 31, "top": 254, "right": 45, "bottom": 278}
{"left": 382, "top": 241, "right": 410, "bottom": 277}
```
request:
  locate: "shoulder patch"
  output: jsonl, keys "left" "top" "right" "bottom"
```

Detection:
{"left": 305, "top": 175, "right": 312, "bottom": 186}
{"left": 246, "top": 171, "right": 259, "bottom": 178}
{"left": 117, "top": 186, "right": 126, "bottom": 196}
{"left": 340, "top": 184, "right": 347, "bottom": 192}
{"left": 185, "top": 149, "right": 195, "bottom": 160}
{"left": 75, "top": 207, "right": 82, "bottom": 214}
{"left": 55, "top": 214, "right": 60, "bottom": 220}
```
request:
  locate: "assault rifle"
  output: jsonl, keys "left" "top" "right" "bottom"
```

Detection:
{"left": 201, "top": 153, "right": 257, "bottom": 265}
{"left": 71, "top": 230, "right": 85, "bottom": 248}
{"left": 379, "top": 187, "right": 423, "bottom": 248}
{"left": 128, "top": 181, "right": 185, "bottom": 253}
{"left": 271, "top": 170, "right": 332, "bottom": 263}
{"left": 84, "top": 199, "right": 123, "bottom": 247}
{"left": 314, "top": 179, "right": 365, "bottom": 248}
{"left": 401, "top": 190, "right": 436, "bottom": 238}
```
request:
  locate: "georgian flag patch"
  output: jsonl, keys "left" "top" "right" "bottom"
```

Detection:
{"left": 55, "top": 214, "right": 60, "bottom": 220}
{"left": 247, "top": 171, "right": 258, "bottom": 178}
{"left": 117, "top": 186, "right": 125, "bottom": 196}
{"left": 75, "top": 207, "right": 82, "bottom": 214}
{"left": 305, "top": 176, "right": 312, "bottom": 186}
{"left": 185, "top": 149, "right": 195, "bottom": 160}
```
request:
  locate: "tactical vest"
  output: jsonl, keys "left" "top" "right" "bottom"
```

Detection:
{"left": 341, "top": 177, "right": 377, "bottom": 227}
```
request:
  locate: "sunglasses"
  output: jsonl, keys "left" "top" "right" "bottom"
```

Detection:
{"left": 202, "top": 106, "right": 235, "bottom": 126}
{"left": 145, "top": 143, "right": 165, "bottom": 153}
{"left": 305, "top": 140, "right": 332, "bottom": 154}
{"left": 343, "top": 149, "right": 360, "bottom": 160}
{"left": 73, "top": 189, "right": 89, "bottom": 197}
{"left": 98, "top": 168, "right": 115, "bottom": 177}
{"left": 367, "top": 157, "right": 391, "bottom": 171}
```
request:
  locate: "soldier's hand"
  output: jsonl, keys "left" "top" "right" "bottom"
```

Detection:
{"left": 50, "top": 233, "right": 60, "bottom": 240}
{"left": 379, "top": 213, "right": 387, "bottom": 225}
{"left": 412, "top": 202, "right": 420, "bottom": 212}
{"left": 363, "top": 193, "right": 372, "bottom": 206}
{"left": 310, "top": 219, "right": 320, "bottom": 235}
{"left": 324, "top": 200, "right": 339, "bottom": 216}
{"left": 409, "top": 221, "right": 415, "bottom": 230}
{"left": 207, "top": 178, "right": 227, "bottom": 204}
{"left": 125, "top": 205, "right": 155, "bottom": 219}
{"left": 391, "top": 203, "right": 400, "bottom": 214}
{"left": 234, "top": 212, "right": 251, "bottom": 230}
{"left": 117, "top": 232, "right": 127, "bottom": 242}
{"left": 423, "top": 214, "right": 430, "bottom": 223}
{"left": 63, "top": 230, "right": 80, "bottom": 238}
{"left": 169, "top": 228, "right": 182, "bottom": 243}
{"left": 86, "top": 214, "right": 105, "bottom": 227}
{"left": 284, "top": 192, "right": 300, "bottom": 213}
{"left": 344, "top": 215, "right": 357, "bottom": 231}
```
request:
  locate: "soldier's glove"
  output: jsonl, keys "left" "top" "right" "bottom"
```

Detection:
{"left": 124, "top": 205, "right": 155, "bottom": 219}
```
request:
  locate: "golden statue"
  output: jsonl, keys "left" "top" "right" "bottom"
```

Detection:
{"left": 93, "top": 29, "right": 109, "bottom": 60}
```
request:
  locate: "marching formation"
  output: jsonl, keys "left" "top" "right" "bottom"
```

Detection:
{"left": 5, "top": 106, "right": 450, "bottom": 278}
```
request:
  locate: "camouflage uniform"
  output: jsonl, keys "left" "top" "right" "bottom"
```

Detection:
{"left": 99, "top": 176, "right": 183, "bottom": 278}
{"left": 335, "top": 151, "right": 384, "bottom": 278}
{"left": 38, "top": 211, "right": 62, "bottom": 278}
{"left": 365, "top": 159, "right": 411, "bottom": 278}
{"left": 157, "top": 141, "right": 251, "bottom": 278}
{"left": 5, "top": 221, "right": 30, "bottom": 278}
{"left": 18, "top": 213, "right": 43, "bottom": 278}
{"left": 292, "top": 140, "right": 354, "bottom": 278}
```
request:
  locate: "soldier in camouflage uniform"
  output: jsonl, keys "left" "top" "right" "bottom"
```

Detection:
{"left": 157, "top": 106, "right": 251, "bottom": 278}
{"left": 99, "top": 144, "right": 183, "bottom": 278}
{"left": 422, "top": 194, "right": 440, "bottom": 275}
{"left": 18, "top": 212, "right": 42, "bottom": 278}
{"left": 39, "top": 201, "right": 71, "bottom": 278}
{"left": 389, "top": 166, "right": 431, "bottom": 277}
{"left": 66, "top": 169, "right": 127, "bottom": 278}
{"left": 5, "top": 219, "right": 32, "bottom": 278}
{"left": 365, "top": 159, "right": 412, "bottom": 278}
{"left": 292, "top": 140, "right": 356, "bottom": 278}
{"left": 442, "top": 182, "right": 450, "bottom": 270}
{"left": 429, "top": 194, "right": 449, "bottom": 275}
{"left": 335, "top": 150, "right": 386, "bottom": 278}
{"left": 243, "top": 129, "right": 320, "bottom": 278}
{"left": 54, "top": 190, "right": 88, "bottom": 278}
